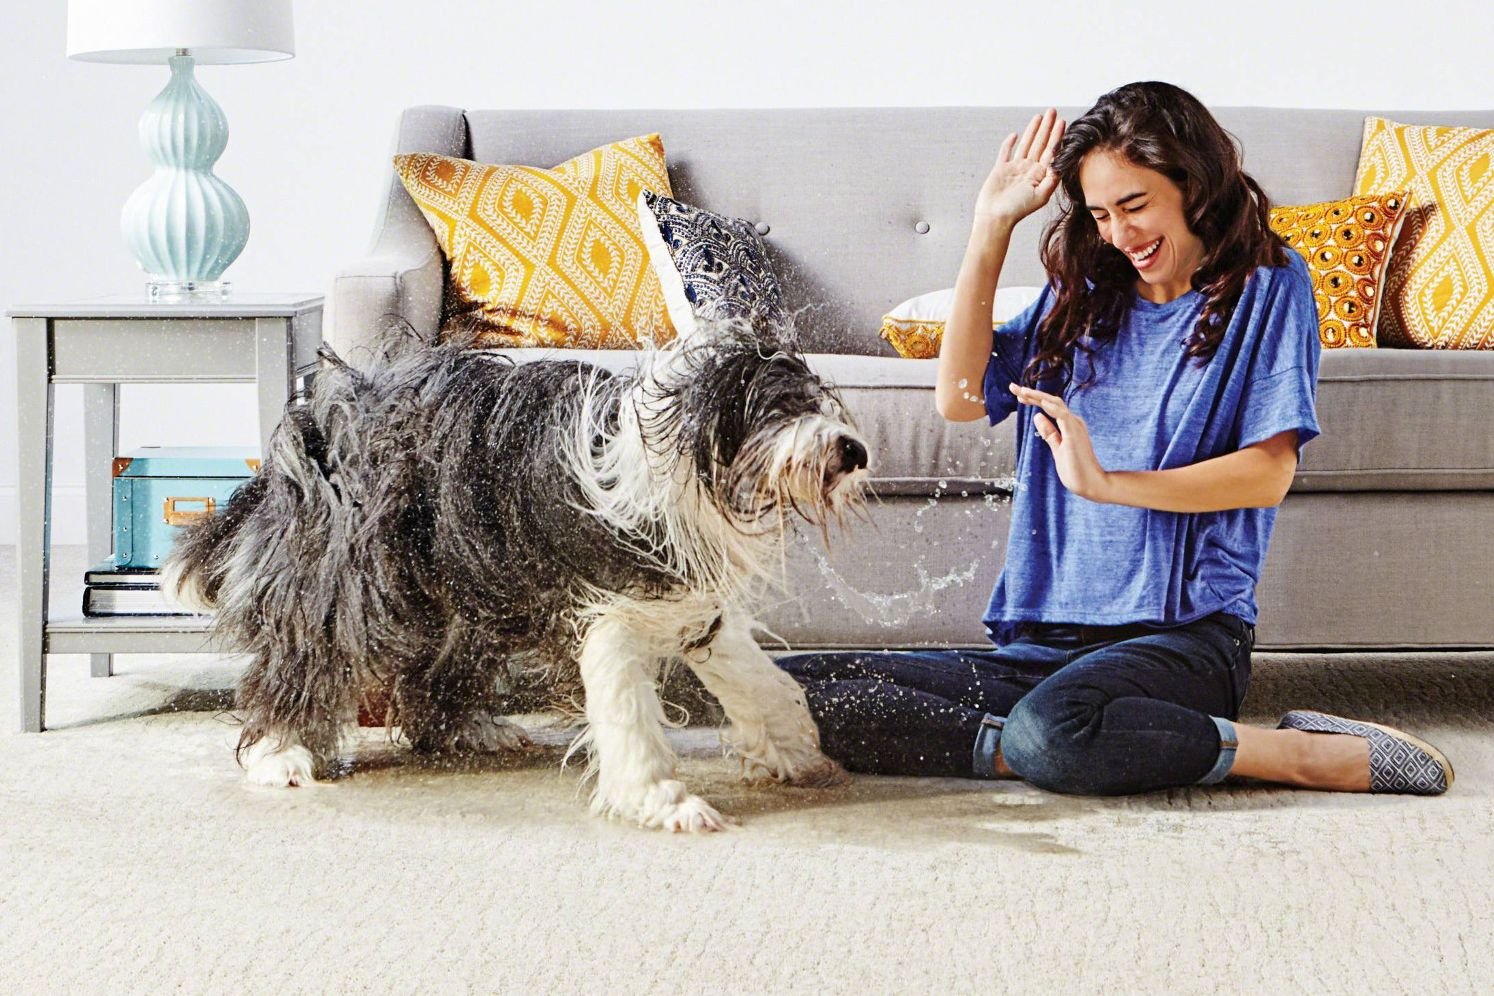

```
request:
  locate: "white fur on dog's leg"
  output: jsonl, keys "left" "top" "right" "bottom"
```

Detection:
{"left": 690, "top": 612, "right": 850, "bottom": 788}
{"left": 241, "top": 734, "right": 318, "bottom": 787}
{"left": 577, "top": 613, "right": 728, "bottom": 832}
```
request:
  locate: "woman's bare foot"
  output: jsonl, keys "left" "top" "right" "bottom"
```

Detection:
{"left": 1231, "top": 725, "right": 1370, "bottom": 791}
{"left": 1285, "top": 729, "right": 1372, "bottom": 791}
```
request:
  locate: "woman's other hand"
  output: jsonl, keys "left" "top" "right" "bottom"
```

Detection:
{"left": 976, "top": 109, "right": 1066, "bottom": 228}
{"left": 1009, "top": 382, "right": 1113, "bottom": 502}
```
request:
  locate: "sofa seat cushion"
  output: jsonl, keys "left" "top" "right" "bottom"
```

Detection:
{"left": 1300, "top": 349, "right": 1494, "bottom": 491}
{"left": 480, "top": 347, "right": 1494, "bottom": 494}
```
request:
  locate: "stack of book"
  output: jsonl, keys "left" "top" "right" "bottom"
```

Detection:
{"left": 82, "top": 562, "right": 206, "bottom": 617}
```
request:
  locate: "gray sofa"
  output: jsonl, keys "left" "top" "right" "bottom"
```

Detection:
{"left": 330, "top": 106, "right": 1494, "bottom": 651}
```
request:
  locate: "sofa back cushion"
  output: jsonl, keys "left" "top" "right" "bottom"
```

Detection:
{"left": 456, "top": 107, "right": 1494, "bottom": 353}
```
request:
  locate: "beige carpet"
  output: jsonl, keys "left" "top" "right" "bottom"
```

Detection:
{"left": 2, "top": 548, "right": 1489, "bottom": 993}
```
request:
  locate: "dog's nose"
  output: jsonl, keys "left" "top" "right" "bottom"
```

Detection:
{"left": 838, "top": 436, "right": 868, "bottom": 472}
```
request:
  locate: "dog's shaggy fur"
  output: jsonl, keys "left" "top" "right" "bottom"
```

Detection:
{"left": 163, "top": 320, "right": 868, "bottom": 830}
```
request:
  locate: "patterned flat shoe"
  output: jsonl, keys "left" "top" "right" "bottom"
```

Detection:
{"left": 1277, "top": 710, "right": 1453, "bottom": 795}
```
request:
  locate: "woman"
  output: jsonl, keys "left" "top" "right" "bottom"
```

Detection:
{"left": 778, "top": 82, "right": 1452, "bottom": 796}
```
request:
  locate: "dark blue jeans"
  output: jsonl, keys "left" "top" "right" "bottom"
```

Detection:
{"left": 776, "top": 611, "right": 1254, "bottom": 796}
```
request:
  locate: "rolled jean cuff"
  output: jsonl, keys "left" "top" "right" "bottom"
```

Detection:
{"left": 1196, "top": 715, "right": 1239, "bottom": 785}
{"left": 972, "top": 714, "right": 1005, "bottom": 779}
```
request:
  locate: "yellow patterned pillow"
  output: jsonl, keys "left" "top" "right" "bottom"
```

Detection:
{"left": 1354, "top": 117, "right": 1494, "bottom": 349}
{"left": 393, "top": 135, "right": 676, "bottom": 348}
{"left": 1268, "top": 192, "right": 1407, "bottom": 348}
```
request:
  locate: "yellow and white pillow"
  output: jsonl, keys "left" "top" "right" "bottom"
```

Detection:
{"left": 1268, "top": 191, "right": 1408, "bottom": 348}
{"left": 393, "top": 135, "right": 676, "bottom": 349}
{"left": 880, "top": 286, "right": 1043, "bottom": 359}
{"left": 1354, "top": 117, "right": 1494, "bottom": 349}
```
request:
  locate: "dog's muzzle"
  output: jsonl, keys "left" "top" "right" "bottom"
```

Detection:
{"left": 822, "top": 433, "right": 869, "bottom": 494}
{"left": 835, "top": 436, "right": 868, "bottom": 474}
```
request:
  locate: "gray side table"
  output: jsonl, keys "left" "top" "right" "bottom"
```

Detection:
{"left": 9, "top": 294, "right": 324, "bottom": 732}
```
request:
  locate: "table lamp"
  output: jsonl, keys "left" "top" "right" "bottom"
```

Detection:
{"left": 67, "top": 0, "right": 295, "bottom": 299}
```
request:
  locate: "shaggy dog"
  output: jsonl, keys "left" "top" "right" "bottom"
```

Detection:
{"left": 163, "top": 319, "right": 868, "bottom": 831}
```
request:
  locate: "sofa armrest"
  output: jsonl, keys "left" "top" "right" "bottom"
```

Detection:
{"left": 328, "top": 232, "right": 444, "bottom": 363}
{"left": 327, "top": 105, "right": 468, "bottom": 362}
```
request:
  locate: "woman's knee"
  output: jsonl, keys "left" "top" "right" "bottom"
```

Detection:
{"left": 1000, "top": 691, "right": 1107, "bottom": 794}
{"left": 774, "top": 652, "right": 834, "bottom": 684}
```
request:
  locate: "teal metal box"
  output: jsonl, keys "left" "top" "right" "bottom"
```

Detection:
{"left": 112, "top": 446, "right": 260, "bottom": 568}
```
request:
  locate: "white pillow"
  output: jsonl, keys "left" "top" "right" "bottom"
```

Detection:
{"left": 880, "top": 286, "right": 1043, "bottom": 358}
{"left": 637, "top": 191, "right": 697, "bottom": 337}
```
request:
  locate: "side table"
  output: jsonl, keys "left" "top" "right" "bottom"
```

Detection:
{"left": 9, "top": 293, "right": 323, "bottom": 732}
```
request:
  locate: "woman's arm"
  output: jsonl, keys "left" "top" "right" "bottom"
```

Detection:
{"left": 1101, "top": 430, "right": 1300, "bottom": 512}
{"left": 937, "top": 220, "right": 1016, "bottom": 421}
{"left": 1009, "top": 381, "right": 1300, "bottom": 511}
{"left": 937, "top": 109, "right": 1066, "bottom": 423}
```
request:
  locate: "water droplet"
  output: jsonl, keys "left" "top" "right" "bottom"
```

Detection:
{"left": 804, "top": 545, "right": 982, "bottom": 627}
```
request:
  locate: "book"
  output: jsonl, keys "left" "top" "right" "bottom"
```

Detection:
{"left": 83, "top": 561, "right": 160, "bottom": 587}
{"left": 82, "top": 584, "right": 205, "bottom": 617}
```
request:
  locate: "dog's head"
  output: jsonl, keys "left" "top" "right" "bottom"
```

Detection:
{"left": 643, "top": 317, "right": 869, "bottom": 529}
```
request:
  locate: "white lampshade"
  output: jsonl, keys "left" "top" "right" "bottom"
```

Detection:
{"left": 67, "top": 0, "right": 295, "bottom": 65}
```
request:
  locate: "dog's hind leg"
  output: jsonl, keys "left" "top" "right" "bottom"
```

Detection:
{"left": 687, "top": 612, "right": 849, "bottom": 788}
{"left": 399, "top": 683, "right": 533, "bottom": 756}
{"left": 576, "top": 612, "right": 729, "bottom": 832}
{"left": 235, "top": 650, "right": 351, "bottom": 787}
{"left": 240, "top": 730, "right": 319, "bottom": 787}
{"left": 396, "top": 621, "right": 533, "bottom": 756}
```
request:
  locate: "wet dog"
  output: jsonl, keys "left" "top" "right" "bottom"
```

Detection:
{"left": 163, "top": 319, "right": 868, "bottom": 831}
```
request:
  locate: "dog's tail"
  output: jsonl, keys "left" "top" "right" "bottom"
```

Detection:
{"left": 159, "top": 472, "right": 268, "bottom": 612}
{"left": 161, "top": 352, "right": 351, "bottom": 614}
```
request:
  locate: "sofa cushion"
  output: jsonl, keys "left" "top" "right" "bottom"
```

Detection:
{"left": 392, "top": 136, "right": 676, "bottom": 349}
{"left": 460, "top": 108, "right": 1494, "bottom": 356}
{"left": 481, "top": 348, "right": 1494, "bottom": 494}
{"left": 637, "top": 190, "right": 788, "bottom": 335}
{"left": 1297, "top": 349, "right": 1494, "bottom": 490}
{"left": 1354, "top": 117, "right": 1494, "bottom": 349}
{"left": 879, "top": 285, "right": 1042, "bottom": 359}
{"left": 1268, "top": 191, "right": 1408, "bottom": 348}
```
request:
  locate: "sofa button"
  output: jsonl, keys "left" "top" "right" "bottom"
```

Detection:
{"left": 915, "top": 221, "right": 931, "bottom": 234}
{"left": 755, "top": 221, "right": 770, "bottom": 235}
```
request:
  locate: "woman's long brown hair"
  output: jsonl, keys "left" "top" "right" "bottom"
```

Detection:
{"left": 1024, "top": 81, "right": 1291, "bottom": 391}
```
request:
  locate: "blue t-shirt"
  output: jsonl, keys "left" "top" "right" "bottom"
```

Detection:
{"left": 981, "top": 250, "right": 1322, "bottom": 645}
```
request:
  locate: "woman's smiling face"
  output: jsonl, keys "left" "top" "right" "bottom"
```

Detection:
{"left": 1079, "top": 149, "right": 1206, "bottom": 304}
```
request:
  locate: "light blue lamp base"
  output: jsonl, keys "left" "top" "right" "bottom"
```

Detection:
{"left": 122, "top": 54, "right": 249, "bottom": 300}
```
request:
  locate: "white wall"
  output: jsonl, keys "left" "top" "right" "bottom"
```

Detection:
{"left": 4, "top": 0, "right": 1493, "bottom": 543}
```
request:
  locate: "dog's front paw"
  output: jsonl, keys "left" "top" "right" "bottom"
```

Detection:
{"left": 242, "top": 739, "right": 318, "bottom": 787}
{"left": 451, "top": 714, "right": 533, "bottom": 754}
{"left": 738, "top": 741, "right": 851, "bottom": 788}
{"left": 659, "top": 794, "right": 732, "bottom": 833}
{"left": 783, "top": 755, "right": 851, "bottom": 788}
{"left": 605, "top": 779, "right": 733, "bottom": 832}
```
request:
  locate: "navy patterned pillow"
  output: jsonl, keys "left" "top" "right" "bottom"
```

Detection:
{"left": 637, "top": 190, "right": 789, "bottom": 336}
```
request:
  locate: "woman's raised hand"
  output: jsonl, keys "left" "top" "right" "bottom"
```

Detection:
{"left": 974, "top": 108, "right": 1066, "bottom": 228}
